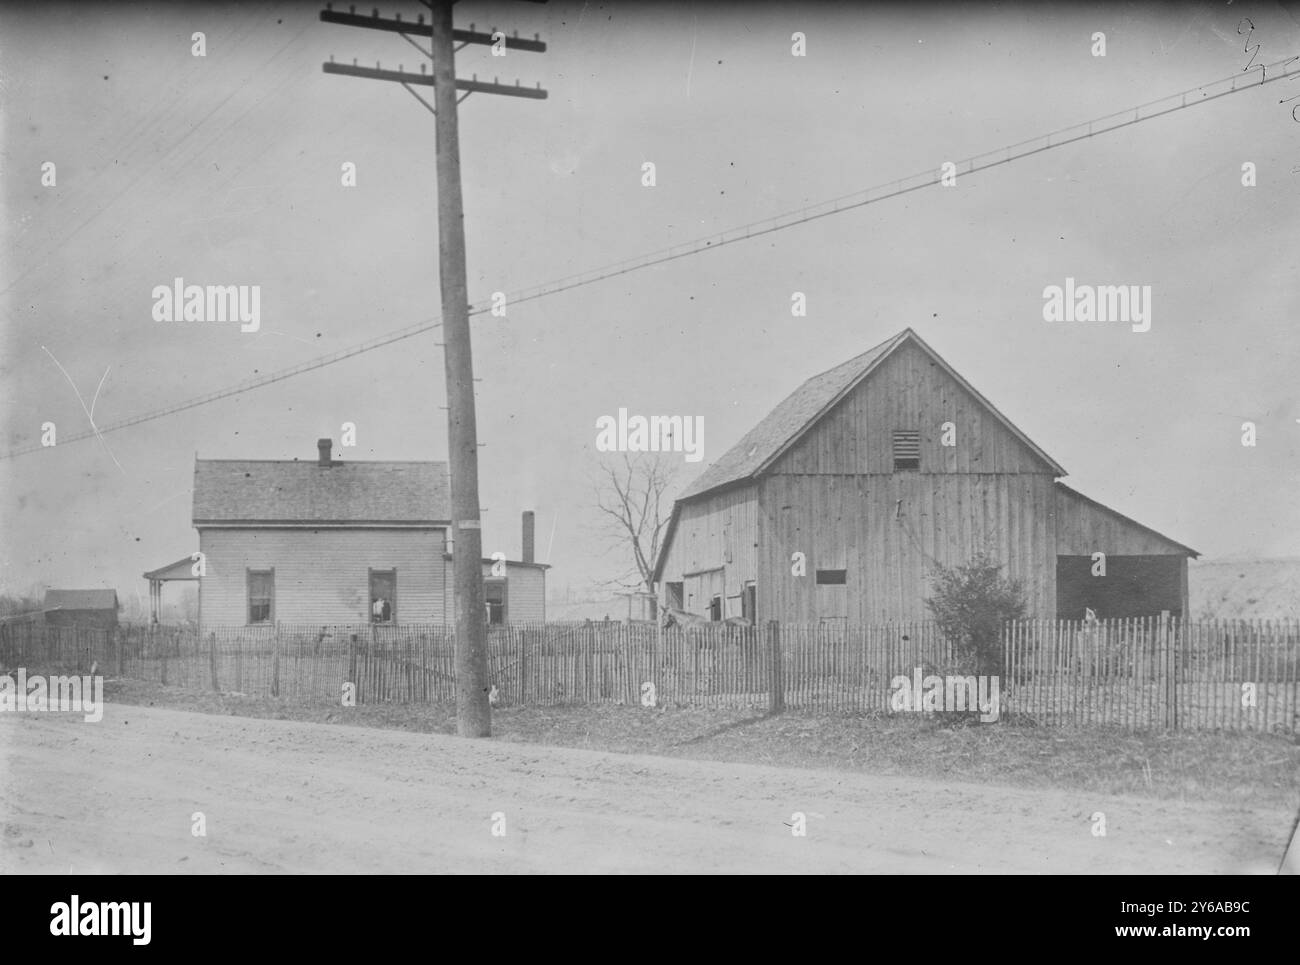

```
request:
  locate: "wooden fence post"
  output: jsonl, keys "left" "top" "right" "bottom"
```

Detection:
{"left": 1170, "top": 611, "right": 1180, "bottom": 733}
{"left": 349, "top": 633, "right": 358, "bottom": 704}
{"left": 768, "top": 620, "right": 784, "bottom": 714}
{"left": 272, "top": 622, "right": 281, "bottom": 697}
{"left": 208, "top": 631, "right": 218, "bottom": 692}
{"left": 512, "top": 626, "right": 522, "bottom": 702}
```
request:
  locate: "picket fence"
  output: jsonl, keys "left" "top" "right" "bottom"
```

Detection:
{"left": 1, "top": 616, "right": 1296, "bottom": 733}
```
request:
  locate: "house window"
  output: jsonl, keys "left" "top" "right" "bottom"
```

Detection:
{"left": 742, "top": 582, "right": 756, "bottom": 622}
{"left": 666, "top": 582, "right": 684, "bottom": 611}
{"left": 893, "top": 429, "right": 920, "bottom": 470}
{"left": 816, "top": 569, "right": 847, "bottom": 585}
{"left": 247, "top": 569, "right": 274, "bottom": 625}
{"left": 370, "top": 569, "right": 396, "bottom": 624}
{"left": 485, "top": 581, "right": 507, "bottom": 625}
{"left": 709, "top": 595, "right": 723, "bottom": 621}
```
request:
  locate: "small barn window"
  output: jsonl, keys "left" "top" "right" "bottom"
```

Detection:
{"left": 815, "top": 569, "right": 847, "bottom": 585}
{"left": 893, "top": 430, "right": 920, "bottom": 470}
{"left": 247, "top": 569, "right": 274, "bottom": 625}
{"left": 485, "top": 580, "right": 507, "bottom": 625}
{"left": 370, "top": 569, "right": 396, "bottom": 624}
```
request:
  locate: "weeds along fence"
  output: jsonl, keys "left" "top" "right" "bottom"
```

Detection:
{"left": 1, "top": 617, "right": 1295, "bottom": 733}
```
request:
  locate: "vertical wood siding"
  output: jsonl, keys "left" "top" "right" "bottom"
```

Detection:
{"left": 772, "top": 340, "right": 1055, "bottom": 476}
{"left": 751, "top": 339, "right": 1061, "bottom": 622}
{"left": 657, "top": 484, "right": 758, "bottom": 617}
{"left": 757, "top": 473, "right": 1057, "bottom": 623}
{"left": 1052, "top": 486, "right": 1188, "bottom": 555}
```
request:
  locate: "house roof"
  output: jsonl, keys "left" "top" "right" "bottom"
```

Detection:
{"left": 677, "top": 328, "right": 1065, "bottom": 502}
{"left": 193, "top": 459, "right": 451, "bottom": 525}
{"left": 480, "top": 558, "right": 552, "bottom": 571}
{"left": 44, "top": 589, "right": 118, "bottom": 611}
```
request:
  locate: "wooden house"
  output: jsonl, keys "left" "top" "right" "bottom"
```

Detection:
{"left": 43, "top": 589, "right": 119, "bottom": 629}
{"left": 191, "top": 439, "right": 546, "bottom": 628}
{"left": 652, "top": 329, "right": 1197, "bottom": 624}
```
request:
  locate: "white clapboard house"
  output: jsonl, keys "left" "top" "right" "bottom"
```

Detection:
{"left": 185, "top": 439, "right": 546, "bottom": 629}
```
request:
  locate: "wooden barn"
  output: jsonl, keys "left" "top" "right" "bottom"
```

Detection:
{"left": 43, "top": 588, "right": 119, "bottom": 629}
{"left": 190, "top": 439, "right": 547, "bottom": 628}
{"left": 652, "top": 329, "right": 1197, "bottom": 625}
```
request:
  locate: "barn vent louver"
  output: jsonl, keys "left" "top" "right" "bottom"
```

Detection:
{"left": 893, "top": 429, "right": 920, "bottom": 470}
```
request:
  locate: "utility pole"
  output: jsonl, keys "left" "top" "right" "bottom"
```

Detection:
{"left": 320, "top": 2, "right": 547, "bottom": 738}
{"left": 430, "top": 1, "right": 487, "bottom": 739}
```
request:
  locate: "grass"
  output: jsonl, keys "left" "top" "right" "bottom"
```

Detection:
{"left": 94, "top": 677, "right": 1300, "bottom": 811}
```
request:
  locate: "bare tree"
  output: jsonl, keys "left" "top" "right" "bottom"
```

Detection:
{"left": 592, "top": 453, "right": 677, "bottom": 613}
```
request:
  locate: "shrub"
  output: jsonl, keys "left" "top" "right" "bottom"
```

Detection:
{"left": 925, "top": 553, "right": 1026, "bottom": 677}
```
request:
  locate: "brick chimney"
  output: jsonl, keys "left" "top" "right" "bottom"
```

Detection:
{"left": 317, "top": 438, "right": 332, "bottom": 467}
{"left": 522, "top": 510, "right": 535, "bottom": 564}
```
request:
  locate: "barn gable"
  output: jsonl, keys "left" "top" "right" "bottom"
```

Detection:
{"left": 769, "top": 334, "right": 1064, "bottom": 477}
{"left": 677, "top": 332, "right": 905, "bottom": 500}
{"left": 679, "top": 329, "right": 1064, "bottom": 503}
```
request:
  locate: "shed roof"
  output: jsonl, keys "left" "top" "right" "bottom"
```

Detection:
{"left": 44, "top": 589, "right": 118, "bottom": 611}
{"left": 144, "top": 556, "right": 201, "bottom": 581}
{"left": 193, "top": 459, "right": 451, "bottom": 525}
{"left": 1056, "top": 482, "right": 1199, "bottom": 558}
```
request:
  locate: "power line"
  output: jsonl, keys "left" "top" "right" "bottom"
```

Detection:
{"left": 3, "top": 316, "right": 445, "bottom": 458}
{"left": 5, "top": 54, "right": 1296, "bottom": 461}
{"left": 494, "top": 53, "right": 1300, "bottom": 311}
{"left": 0, "top": 13, "right": 313, "bottom": 304}
{"left": 2, "top": 8, "right": 271, "bottom": 279}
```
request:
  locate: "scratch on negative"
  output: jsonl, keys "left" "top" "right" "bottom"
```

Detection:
{"left": 686, "top": 24, "right": 698, "bottom": 98}
{"left": 40, "top": 346, "right": 125, "bottom": 474}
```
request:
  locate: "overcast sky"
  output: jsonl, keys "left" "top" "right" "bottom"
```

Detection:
{"left": 2, "top": 0, "right": 1299, "bottom": 611}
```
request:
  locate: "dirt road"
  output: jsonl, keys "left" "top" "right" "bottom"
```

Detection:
{"left": 0, "top": 703, "right": 1288, "bottom": 873}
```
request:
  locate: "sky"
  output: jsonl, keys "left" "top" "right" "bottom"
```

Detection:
{"left": 2, "top": 0, "right": 1299, "bottom": 613}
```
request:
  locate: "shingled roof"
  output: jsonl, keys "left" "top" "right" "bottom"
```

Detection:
{"left": 193, "top": 459, "right": 451, "bottom": 525}
{"left": 679, "top": 331, "right": 906, "bottom": 500}
{"left": 678, "top": 328, "right": 1064, "bottom": 502}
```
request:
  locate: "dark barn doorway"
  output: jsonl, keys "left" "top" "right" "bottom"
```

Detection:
{"left": 1056, "top": 555, "right": 1184, "bottom": 619}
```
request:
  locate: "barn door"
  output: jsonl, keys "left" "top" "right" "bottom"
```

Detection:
{"left": 684, "top": 568, "right": 725, "bottom": 619}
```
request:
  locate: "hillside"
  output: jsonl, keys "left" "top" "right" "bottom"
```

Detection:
{"left": 1188, "top": 558, "right": 1300, "bottom": 621}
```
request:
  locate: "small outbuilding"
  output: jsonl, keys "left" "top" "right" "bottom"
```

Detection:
{"left": 43, "top": 589, "right": 119, "bottom": 629}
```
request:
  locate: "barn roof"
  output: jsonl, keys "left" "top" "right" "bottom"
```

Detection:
{"left": 44, "top": 589, "right": 118, "bottom": 611}
{"left": 193, "top": 459, "right": 451, "bottom": 526}
{"left": 678, "top": 328, "right": 1065, "bottom": 502}
{"left": 1056, "top": 482, "right": 1199, "bottom": 558}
